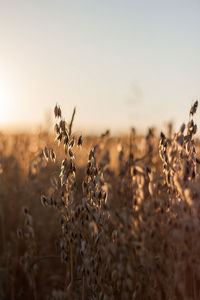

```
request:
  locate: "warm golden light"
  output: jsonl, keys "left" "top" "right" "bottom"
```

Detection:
{"left": 0, "top": 80, "right": 13, "bottom": 125}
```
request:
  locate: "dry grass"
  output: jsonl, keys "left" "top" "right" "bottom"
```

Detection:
{"left": 1, "top": 102, "right": 200, "bottom": 299}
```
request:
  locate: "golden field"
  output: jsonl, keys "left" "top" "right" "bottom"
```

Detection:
{"left": 1, "top": 103, "right": 200, "bottom": 299}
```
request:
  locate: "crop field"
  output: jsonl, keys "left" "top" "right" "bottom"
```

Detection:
{"left": 1, "top": 103, "right": 200, "bottom": 299}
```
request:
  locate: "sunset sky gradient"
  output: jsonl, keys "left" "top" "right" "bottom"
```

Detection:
{"left": 0, "top": 0, "right": 200, "bottom": 133}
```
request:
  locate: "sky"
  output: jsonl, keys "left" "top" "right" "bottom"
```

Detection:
{"left": 0, "top": 0, "right": 200, "bottom": 134}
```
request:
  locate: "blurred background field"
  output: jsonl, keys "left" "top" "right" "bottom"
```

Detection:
{"left": 1, "top": 103, "right": 200, "bottom": 299}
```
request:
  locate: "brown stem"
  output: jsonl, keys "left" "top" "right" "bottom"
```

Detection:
{"left": 193, "top": 270, "right": 197, "bottom": 300}
{"left": 0, "top": 211, "right": 5, "bottom": 254}
{"left": 70, "top": 243, "right": 74, "bottom": 283}
{"left": 82, "top": 275, "right": 85, "bottom": 300}
{"left": 69, "top": 107, "right": 76, "bottom": 136}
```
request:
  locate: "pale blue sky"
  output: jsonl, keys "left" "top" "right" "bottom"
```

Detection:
{"left": 0, "top": 0, "right": 200, "bottom": 133}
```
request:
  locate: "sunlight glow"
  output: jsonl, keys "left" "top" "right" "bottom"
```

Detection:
{"left": 0, "top": 80, "right": 13, "bottom": 125}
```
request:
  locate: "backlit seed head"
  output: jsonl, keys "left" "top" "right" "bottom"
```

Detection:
{"left": 54, "top": 123, "right": 60, "bottom": 134}
{"left": 54, "top": 105, "right": 58, "bottom": 117}
{"left": 43, "top": 146, "right": 49, "bottom": 161}
{"left": 56, "top": 132, "right": 63, "bottom": 144}
{"left": 54, "top": 104, "right": 62, "bottom": 118}
{"left": 59, "top": 119, "right": 66, "bottom": 132}
{"left": 89, "top": 150, "right": 94, "bottom": 160}
{"left": 41, "top": 195, "right": 49, "bottom": 207}
{"left": 68, "top": 148, "right": 74, "bottom": 159}
{"left": 49, "top": 148, "right": 56, "bottom": 162}
{"left": 64, "top": 135, "right": 69, "bottom": 147}
{"left": 69, "top": 138, "right": 75, "bottom": 148}
{"left": 180, "top": 123, "right": 186, "bottom": 133}
{"left": 190, "top": 100, "right": 198, "bottom": 116}
{"left": 77, "top": 135, "right": 83, "bottom": 147}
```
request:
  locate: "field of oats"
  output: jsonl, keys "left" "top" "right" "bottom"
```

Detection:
{"left": 1, "top": 103, "right": 200, "bottom": 300}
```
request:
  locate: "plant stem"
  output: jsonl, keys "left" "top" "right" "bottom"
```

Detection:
{"left": 70, "top": 243, "right": 73, "bottom": 283}
{"left": 82, "top": 275, "right": 85, "bottom": 300}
